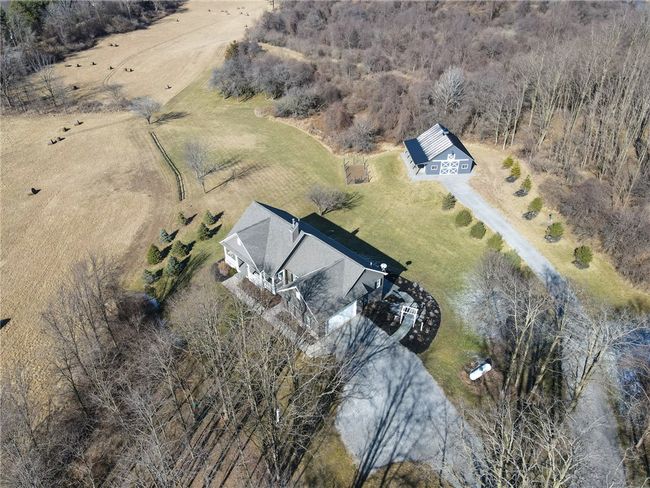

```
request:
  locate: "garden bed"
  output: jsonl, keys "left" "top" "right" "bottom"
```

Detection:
{"left": 212, "top": 260, "right": 236, "bottom": 282}
{"left": 362, "top": 275, "right": 441, "bottom": 354}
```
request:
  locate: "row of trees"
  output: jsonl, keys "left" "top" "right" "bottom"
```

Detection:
{"left": 249, "top": 1, "right": 650, "bottom": 285}
{"left": 0, "top": 256, "right": 361, "bottom": 486}
{"left": 0, "top": 0, "right": 182, "bottom": 112}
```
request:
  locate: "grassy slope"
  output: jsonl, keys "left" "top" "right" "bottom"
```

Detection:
{"left": 148, "top": 72, "right": 648, "bottom": 484}
{"left": 154, "top": 73, "right": 487, "bottom": 402}
{"left": 466, "top": 143, "right": 649, "bottom": 309}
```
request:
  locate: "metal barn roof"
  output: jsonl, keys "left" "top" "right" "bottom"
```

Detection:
{"left": 404, "top": 138, "right": 429, "bottom": 164}
{"left": 415, "top": 123, "right": 454, "bottom": 162}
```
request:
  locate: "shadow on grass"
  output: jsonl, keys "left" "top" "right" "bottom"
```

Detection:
{"left": 157, "top": 250, "right": 210, "bottom": 302}
{"left": 207, "top": 163, "right": 263, "bottom": 192}
{"left": 160, "top": 244, "right": 172, "bottom": 259}
{"left": 155, "top": 111, "right": 189, "bottom": 124}
{"left": 301, "top": 213, "right": 406, "bottom": 276}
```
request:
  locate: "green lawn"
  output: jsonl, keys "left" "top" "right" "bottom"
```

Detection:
{"left": 152, "top": 72, "right": 487, "bottom": 402}
{"left": 146, "top": 71, "right": 649, "bottom": 485}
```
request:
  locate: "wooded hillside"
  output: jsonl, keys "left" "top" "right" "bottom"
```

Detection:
{"left": 238, "top": 1, "right": 649, "bottom": 286}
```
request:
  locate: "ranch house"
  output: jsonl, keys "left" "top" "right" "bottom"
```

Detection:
{"left": 221, "top": 202, "right": 386, "bottom": 338}
{"left": 402, "top": 123, "right": 475, "bottom": 177}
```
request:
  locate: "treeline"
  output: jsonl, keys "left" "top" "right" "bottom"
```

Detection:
{"left": 0, "top": 0, "right": 183, "bottom": 111}
{"left": 236, "top": 1, "right": 649, "bottom": 286}
{"left": 0, "top": 256, "right": 351, "bottom": 486}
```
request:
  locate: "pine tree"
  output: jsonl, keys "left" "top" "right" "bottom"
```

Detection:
{"left": 224, "top": 40, "right": 239, "bottom": 60}
{"left": 455, "top": 209, "right": 472, "bottom": 227}
{"left": 487, "top": 233, "right": 504, "bottom": 251}
{"left": 144, "top": 285, "right": 157, "bottom": 299}
{"left": 142, "top": 269, "right": 159, "bottom": 284}
{"left": 165, "top": 255, "right": 181, "bottom": 276}
{"left": 177, "top": 211, "right": 187, "bottom": 226}
{"left": 520, "top": 175, "right": 532, "bottom": 194}
{"left": 203, "top": 210, "right": 214, "bottom": 226}
{"left": 502, "top": 156, "right": 514, "bottom": 169}
{"left": 528, "top": 197, "right": 543, "bottom": 215}
{"left": 159, "top": 228, "right": 172, "bottom": 244}
{"left": 510, "top": 162, "right": 521, "bottom": 180}
{"left": 470, "top": 221, "right": 486, "bottom": 239}
{"left": 171, "top": 240, "right": 187, "bottom": 257}
{"left": 574, "top": 246, "right": 593, "bottom": 268}
{"left": 198, "top": 222, "right": 211, "bottom": 241}
{"left": 545, "top": 222, "right": 564, "bottom": 241}
{"left": 505, "top": 250, "right": 522, "bottom": 268}
{"left": 442, "top": 193, "right": 456, "bottom": 210}
{"left": 147, "top": 244, "right": 162, "bottom": 265}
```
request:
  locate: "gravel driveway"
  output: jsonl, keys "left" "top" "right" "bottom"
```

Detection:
{"left": 437, "top": 174, "right": 627, "bottom": 487}
{"left": 319, "top": 316, "right": 477, "bottom": 486}
{"left": 437, "top": 175, "right": 556, "bottom": 278}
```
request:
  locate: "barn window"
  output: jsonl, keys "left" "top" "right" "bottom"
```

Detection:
{"left": 461, "top": 163, "right": 469, "bottom": 169}
{"left": 431, "top": 165, "right": 438, "bottom": 171}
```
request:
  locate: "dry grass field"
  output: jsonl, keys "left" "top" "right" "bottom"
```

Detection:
{"left": 0, "top": 0, "right": 265, "bottom": 399}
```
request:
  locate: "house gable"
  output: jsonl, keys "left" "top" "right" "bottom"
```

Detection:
{"left": 221, "top": 202, "right": 386, "bottom": 324}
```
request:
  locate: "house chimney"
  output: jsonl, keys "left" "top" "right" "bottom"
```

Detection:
{"left": 290, "top": 218, "right": 299, "bottom": 243}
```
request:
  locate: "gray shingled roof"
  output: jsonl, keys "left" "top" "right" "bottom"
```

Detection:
{"left": 221, "top": 202, "right": 385, "bottom": 321}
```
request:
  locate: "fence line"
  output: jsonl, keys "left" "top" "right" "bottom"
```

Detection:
{"left": 150, "top": 131, "right": 185, "bottom": 201}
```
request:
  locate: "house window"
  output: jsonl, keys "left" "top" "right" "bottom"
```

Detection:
{"left": 375, "top": 278, "right": 382, "bottom": 289}
{"left": 431, "top": 165, "right": 438, "bottom": 171}
{"left": 461, "top": 163, "right": 469, "bottom": 169}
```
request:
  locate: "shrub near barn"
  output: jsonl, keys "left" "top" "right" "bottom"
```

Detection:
{"left": 574, "top": 246, "right": 593, "bottom": 268}
{"left": 455, "top": 209, "right": 472, "bottom": 227}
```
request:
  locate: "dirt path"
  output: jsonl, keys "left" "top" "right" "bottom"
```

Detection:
{"left": 0, "top": 0, "right": 265, "bottom": 401}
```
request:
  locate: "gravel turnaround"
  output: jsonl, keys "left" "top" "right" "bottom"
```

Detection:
{"left": 323, "top": 316, "right": 478, "bottom": 486}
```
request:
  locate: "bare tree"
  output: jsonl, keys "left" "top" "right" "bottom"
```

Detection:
{"left": 463, "top": 399, "right": 585, "bottom": 488}
{"left": 308, "top": 185, "right": 359, "bottom": 215}
{"left": 431, "top": 66, "right": 465, "bottom": 114}
{"left": 130, "top": 96, "right": 161, "bottom": 124}
{"left": 0, "top": 367, "right": 58, "bottom": 488}
{"left": 183, "top": 141, "right": 229, "bottom": 192}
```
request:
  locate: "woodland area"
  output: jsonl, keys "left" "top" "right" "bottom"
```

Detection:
{"left": 0, "top": 257, "right": 354, "bottom": 486}
{"left": 0, "top": 0, "right": 183, "bottom": 112}
{"left": 3, "top": 254, "right": 647, "bottom": 487}
{"left": 212, "top": 1, "right": 650, "bottom": 286}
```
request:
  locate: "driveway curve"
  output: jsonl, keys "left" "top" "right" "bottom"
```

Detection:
{"left": 317, "top": 316, "right": 477, "bottom": 487}
{"left": 437, "top": 174, "right": 627, "bottom": 488}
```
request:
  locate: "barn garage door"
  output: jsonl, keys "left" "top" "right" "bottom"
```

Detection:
{"left": 440, "top": 160, "right": 459, "bottom": 175}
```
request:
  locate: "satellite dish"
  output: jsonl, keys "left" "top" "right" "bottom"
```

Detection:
{"left": 380, "top": 263, "right": 388, "bottom": 272}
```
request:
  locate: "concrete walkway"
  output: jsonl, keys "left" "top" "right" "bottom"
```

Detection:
{"left": 320, "top": 316, "right": 477, "bottom": 487}
{"left": 437, "top": 175, "right": 627, "bottom": 488}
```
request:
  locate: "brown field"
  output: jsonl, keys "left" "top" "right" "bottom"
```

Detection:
{"left": 0, "top": 0, "right": 265, "bottom": 399}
